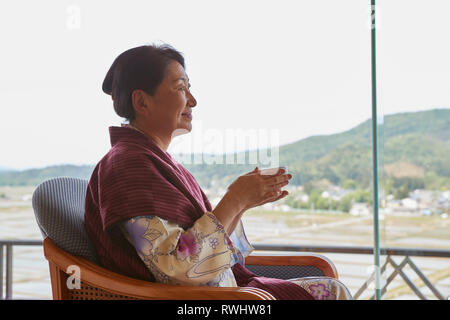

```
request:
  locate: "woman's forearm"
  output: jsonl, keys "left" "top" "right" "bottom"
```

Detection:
{"left": 211, "top": 191, "right": 244, "bottom": 233}
{"left": 226, "top": 208, "right": 246, "bottom": 235}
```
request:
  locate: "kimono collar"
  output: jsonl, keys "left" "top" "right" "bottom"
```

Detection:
{"left": 109, "top": 125, "right": 173, "bottom": 159}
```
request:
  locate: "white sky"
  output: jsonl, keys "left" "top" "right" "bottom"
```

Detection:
{"left": 0, "top": 0, "right": 449, "bottom": 170}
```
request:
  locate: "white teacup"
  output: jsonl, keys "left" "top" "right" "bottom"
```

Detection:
{"left": 259, "top": 166, "right": 288, "bottom": 176}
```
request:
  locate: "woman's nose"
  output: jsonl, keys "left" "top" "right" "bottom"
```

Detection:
{"left": 187, "top": 91, "right": 197, "bottom": 107}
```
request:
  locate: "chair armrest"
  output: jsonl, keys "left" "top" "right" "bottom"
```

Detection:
{"left": 43, "top": 238, "right": 275, "bottom": 300}
{"left": 245, "top": 253, "right": 338, "bottom": 279}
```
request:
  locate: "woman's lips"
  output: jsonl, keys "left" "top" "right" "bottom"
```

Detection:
{"left": 182, "top": 113, "right": 192, "bottom": 120}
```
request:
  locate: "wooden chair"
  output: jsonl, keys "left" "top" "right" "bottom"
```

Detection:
{"left": 34, "top": 177, "right": 338, "bottom": 300}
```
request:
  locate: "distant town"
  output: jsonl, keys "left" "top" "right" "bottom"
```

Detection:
{"left": 203, "top": 183, "right": 450, "bottom": 218}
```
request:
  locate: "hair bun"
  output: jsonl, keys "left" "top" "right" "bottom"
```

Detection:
{"left": 102, "top": 59, "right": 117, "bottom": 95}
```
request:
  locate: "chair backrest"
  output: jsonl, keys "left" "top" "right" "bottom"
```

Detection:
{"left": 32, "top": 177, "right": 99, "bottom": 264}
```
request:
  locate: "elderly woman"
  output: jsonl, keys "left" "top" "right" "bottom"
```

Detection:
{"left": 85, "top": 44, "right": 352, "bottom": 300}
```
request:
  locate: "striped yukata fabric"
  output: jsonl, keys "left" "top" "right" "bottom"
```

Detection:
{"left": 232, "top": 263, "right": 314, "bottom": 300}
{"left": 84, "top": 126, "right": 314, "bottom": 299}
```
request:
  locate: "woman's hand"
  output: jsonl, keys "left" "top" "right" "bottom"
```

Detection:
{"left": 212, "top": 167, "right": 291, "bottom": 234}
{"left": 227, "top": 167, "right": 292, "bottom": 212}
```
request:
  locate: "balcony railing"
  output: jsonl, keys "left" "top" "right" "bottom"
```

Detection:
{"left": 1, "top": 239, "right": 449, "bottom": 300}
{"left": 0, "top": 239, "right": 43, "bottom": 300}
{"left": 252, "top": 244, "right": 450, "bottom": 300}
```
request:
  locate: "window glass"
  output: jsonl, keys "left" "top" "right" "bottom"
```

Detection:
{"left": 375, "top": 0, "right": 450, "bottom": 300}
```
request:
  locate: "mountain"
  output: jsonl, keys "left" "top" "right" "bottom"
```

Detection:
{"left": 294, "top": 109, "right": 450, "bottom": 189}
{"left": 0, "top": 109, "right": 449, "bottom": 190}
{"left": 0, "top": 165, "right": 94, "bottom": 187}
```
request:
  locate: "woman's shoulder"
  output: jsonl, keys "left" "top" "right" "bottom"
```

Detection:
{"left": 105, "top": 140, "right": 153, "bottom": 162}
{"left": 96, "top": 141, "right": 157, "bottom": 176}
{"left": 113, "top": 139, "right": 152, "bottom": 155}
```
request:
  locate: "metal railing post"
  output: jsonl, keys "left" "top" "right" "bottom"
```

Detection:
{"left": 5, "top": 244, "right": 13, "bottom": 300}
{"left": 0, "top": 245, "right": 3, "bottom": 299}
{"left": 370, "top": 0, "right": 382, "bottom": 301}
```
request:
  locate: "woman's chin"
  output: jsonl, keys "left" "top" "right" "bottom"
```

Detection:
{"left": 171, "top": 127, "right": 191, "bottom": 138}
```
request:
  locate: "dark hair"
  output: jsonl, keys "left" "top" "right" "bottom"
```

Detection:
{"left": 102, "top": 43, "right": 185, "bottom": 121}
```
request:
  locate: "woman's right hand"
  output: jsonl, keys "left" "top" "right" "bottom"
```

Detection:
{"left": 226, "top": 167, "right": 292, "bottom": 212}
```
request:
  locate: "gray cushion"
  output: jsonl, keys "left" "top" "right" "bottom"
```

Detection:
{"left": 32, "top": 177, "right": 99, "bottom": 264}
{"left": 245, "top": 265, "right": 324, "bottom": 279}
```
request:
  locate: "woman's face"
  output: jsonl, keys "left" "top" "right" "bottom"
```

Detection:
{"left": 145, "top": 60, "right": 197, "bottom": 136}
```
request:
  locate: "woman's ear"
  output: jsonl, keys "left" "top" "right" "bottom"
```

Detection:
{"left": 131, "top": 89, "right": 152, "bottom": 117}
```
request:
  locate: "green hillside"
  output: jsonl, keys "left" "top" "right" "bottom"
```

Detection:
{"left": 0, "top": 165, "right": 94, "bottom": 187}
{"left": 1, "top": 109, "right": 449, "bottom": 190}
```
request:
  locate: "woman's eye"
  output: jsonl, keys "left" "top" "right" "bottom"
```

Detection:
{"left": 179, "top": 86, "right": 191, "bottom": 92}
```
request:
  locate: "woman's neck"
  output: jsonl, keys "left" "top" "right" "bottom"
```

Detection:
{"left": 128, "top": 121, "right": 170, "bottom": 152}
